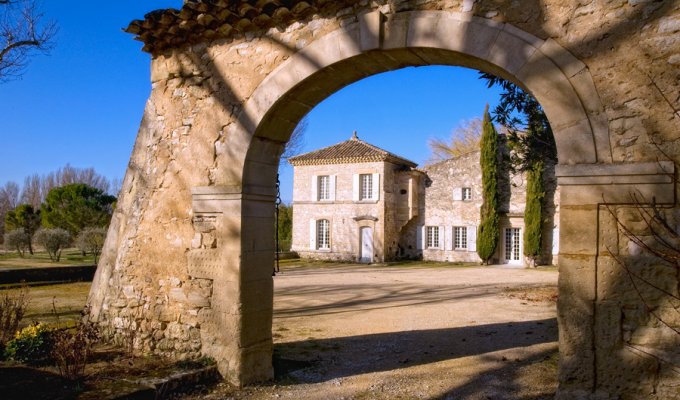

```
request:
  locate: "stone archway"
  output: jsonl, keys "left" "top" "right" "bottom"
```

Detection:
{"left": 88, "top": 2, "right": 679, "bottom": 398}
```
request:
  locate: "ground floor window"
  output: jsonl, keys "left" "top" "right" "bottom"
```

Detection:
{"left": 426, "top": 226, "right": 440, "bottom": 249}
{"left": 317, "top": 219, "right": 330, "bottom": 250}
{"left": 454, "top": 226, "right": 467, "bottom": 250}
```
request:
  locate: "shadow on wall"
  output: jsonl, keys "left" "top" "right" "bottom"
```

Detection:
{"left": 94, "top": 0, "right": 680, "bottom": 391}
{"left": 274, "top": 317, "right": 557, "bottom": 381}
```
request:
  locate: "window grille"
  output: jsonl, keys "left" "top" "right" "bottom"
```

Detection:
{"left": 360, "top": 174, "right": 373, "bottom": 200}
{"left": 317, "top": 219, "right": 330, "bottom": 250}
{"left": 426, "top": 226, "right": 440, "bottom": 249}
{"left": 454, "top": 226, "right": 467, "bottom": 250}
{"left": 318, "top": 175, "right": 330, "bottom": 200}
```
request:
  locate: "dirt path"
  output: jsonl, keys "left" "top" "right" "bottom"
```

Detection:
{"left": 185, "top": 263, "right": 559, "bottom": 400}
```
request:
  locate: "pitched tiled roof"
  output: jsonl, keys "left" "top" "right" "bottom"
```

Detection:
{"left": 288, "top": 132, "right": 417, "bottom": 167}
{"left": 125, "top": 0, "right": 367, "bottom": 55}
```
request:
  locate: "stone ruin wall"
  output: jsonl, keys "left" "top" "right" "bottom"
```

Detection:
{"left": 88, "top": 0, "right": 680, "bottom": 396}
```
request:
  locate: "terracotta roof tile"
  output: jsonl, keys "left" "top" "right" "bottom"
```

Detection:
{"left": 288, "top": 132, "right": 417, "bottom": 167}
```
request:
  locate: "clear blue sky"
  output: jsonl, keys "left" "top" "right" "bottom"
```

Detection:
{"left": 0, "top": 2, "right": 503, "bottom": 203}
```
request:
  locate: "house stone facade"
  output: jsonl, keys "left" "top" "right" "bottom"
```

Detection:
{"left": 290, "top": 132, "right": 422, "bottom": 263}
{"left": 292, "top": 135, "right": 558, "bottom": 266}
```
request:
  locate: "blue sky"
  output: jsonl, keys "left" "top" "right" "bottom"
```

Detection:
{"left": 0, "top": 2, "right": 503, "bottom": 203}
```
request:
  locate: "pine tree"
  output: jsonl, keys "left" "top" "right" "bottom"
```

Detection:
{"left": 477, "top": 106, "right": 500, "bottom": 264}
{"left": 523, "top": 160, "right": 545, "bottom": 267}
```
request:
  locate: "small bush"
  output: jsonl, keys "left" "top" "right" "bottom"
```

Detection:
{"left": 0, "top": 288, "right": 30, "bottom": 355}
{"left": 4, "top": 323, "right": 53, "bottom": 365}
{"left": 75, "top": 227, "right": 107, "bottom": 264}
{"left": 3, "top": 229, "right": 31, "bottom": 257}
{"left": 33, "top": 228, "right": 71, "bottom": 261}
{"left": 51, "top": 319, "right": 99, "bottom": 381}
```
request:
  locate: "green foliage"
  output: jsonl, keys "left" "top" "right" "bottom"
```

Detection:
{"left": 5, "top": 204, "right": 41, "bottom": 254}
{"left": 3, "top": 229, "right": 30, "bottom": 257}
{"left": 33, "top": 228, "right": 71, "bottom": 262}
{"left": 277, "top": 203, "right": 293, "bottom": 252}
{"left": 75, "top": 227, "right": 107, "bottom": 264}
{"left": 4, "top": 323, "right": 53, "bottom": 365}
{"left": 478, "top": 73, "right": 557, "bottom": 172}
{"left": 41, "top": 183, "right": 116, "bottom": 236}
{"left": 477, "top": 106, "right": 500, "bottom": 264}
{"left": 524, "top": 160, "right": 545, "bottom": 264}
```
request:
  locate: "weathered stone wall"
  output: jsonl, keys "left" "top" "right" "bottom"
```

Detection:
{"left": 89, "top": 0, "right": 680, "bottom": 395}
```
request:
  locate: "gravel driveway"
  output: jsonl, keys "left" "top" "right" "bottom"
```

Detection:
{"left": 189, "top": 263, "right": 559, "bottom": 400}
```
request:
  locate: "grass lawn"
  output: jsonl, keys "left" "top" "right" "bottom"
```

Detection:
{"left": 2, "top": 282, "right": 91, "bottom": 329}
{"left": 0, "top": 248, "right": 96, "bottom": 270}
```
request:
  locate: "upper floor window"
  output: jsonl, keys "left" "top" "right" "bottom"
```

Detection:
{"left": 454, "top": 226, "right": 468, "bottom": 250}
{"left": 318, "top": 175, "right": 330, "bottom": 201}
{"left": 453, "top": 187, "right": 472, "bottom": 201}
{"left": 426, "top": 226, "right": 440, "bottom": 249}
{"left": 360, "top": 173, "right": 373, "bottom": 200}
{"left": 317, "top": 219, "right": 330, "bottom": 250}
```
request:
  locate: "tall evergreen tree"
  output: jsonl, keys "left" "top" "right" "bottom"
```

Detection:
{"left": 41, "top": 183, "right": 116, "bottom": 236}
{"left": 477, "top": 106, "right": 500, "bottom": 264}
{"left": 5, "top": 204, "right": 41, "bottom": 254}
{"left": 523, "top": 160, "right": 545, "bottom": 267}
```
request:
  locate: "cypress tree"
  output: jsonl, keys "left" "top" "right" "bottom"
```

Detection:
{"left": 523, "top": 160, "right": 545, "bottom": 267}
{"left": 477, "top": 106, "right": 500, "bottom": 264}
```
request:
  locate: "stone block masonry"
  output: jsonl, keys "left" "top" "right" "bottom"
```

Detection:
{"left": 88, "top": 0, "right": 680, "bottom": 396}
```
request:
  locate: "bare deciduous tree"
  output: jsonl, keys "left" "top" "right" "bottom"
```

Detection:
{"left": 0, "top": 0, "right": 56, "bottom": 82}
{"left": 427, "top": 118, "right": 483, "bottom": 164}
{"left": 280, "top": 116, "right": 307, "bottom": 165}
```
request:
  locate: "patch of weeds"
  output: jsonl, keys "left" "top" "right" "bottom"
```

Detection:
{"left": 176, "top": 357, "right": 216, "bottom": 370}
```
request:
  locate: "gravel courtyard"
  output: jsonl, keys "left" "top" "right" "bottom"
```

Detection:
{"left": 188, "top": 263, "right": 559, "bottom": 400}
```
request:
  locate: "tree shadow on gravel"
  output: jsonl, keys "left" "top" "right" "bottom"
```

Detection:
{"left": 274, "top": 317, "right": 557, "bottom": 382}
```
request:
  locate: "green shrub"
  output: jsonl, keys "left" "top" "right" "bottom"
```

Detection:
{"left": 4, "top": 323, "right": 53, "bottom": 365}
{"left": 33, "top": 228, "right": 71, "bottom": 261}
{"left": 75, "top": 227, "right": 107, "bottom": 263}
{"left": 3, "top": 229, "right": 31, "bottom": 257}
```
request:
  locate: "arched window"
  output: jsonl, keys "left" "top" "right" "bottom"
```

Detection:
{"left": 317, "top": 219, "right": 330, "bottom": 250}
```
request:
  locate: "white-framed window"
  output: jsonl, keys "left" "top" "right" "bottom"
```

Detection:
{"left": 426, "top": 226, "right": 440, "bottom": 249}
{"left": 360, "top": 174, "right": 373, "bottom": 200}
{"left": 318, "top": 175, "right": 330, "bottom": 201}
{"left": 462, "top": 187, "right": 472, "bottom": 201}
{"left": 317, "top": 219, "right": 330, "bottom": 250}
{"left": 454, "top": 226, "right": 467, "bottom": 250}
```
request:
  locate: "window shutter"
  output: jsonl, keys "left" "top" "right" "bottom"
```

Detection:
{"left": 372, "top": 173, "right": 380, "bottom": 201}
{"left": 329, "top": 175, "right": 336, "bottom": 201}
{"left": 352, "top": 174, "right": 359, "bottom": 201}
{"left": 309, "top": 219, "right": 316, "bottom": 250}
{"left": 439, "top": 225, "right": 446, "bottom": 250}
{"left": 552, "top": 227, "right": 559, "bottom": 255}
{"left": 453, "top": 188, "right": 462, "bottom": 201}
{"left": 445, "top": 226, "right": 453, "bottom": 251}
{"left": 311, "top": 175, "right": 318, "bottom": 201}
{"left": 467, "top": 226, "right": 477, "bottom": 252}
{"left": 417, "top": 226, "right": 424, "bottom": 250}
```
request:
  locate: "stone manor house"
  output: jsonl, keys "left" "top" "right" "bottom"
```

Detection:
{"left": 290, "top": 133, "right": 559, "bottom": 266}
